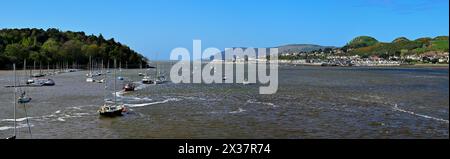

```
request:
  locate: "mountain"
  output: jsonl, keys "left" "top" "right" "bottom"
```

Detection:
{"left": 276, "top": 44, "right": 336, "bottom": 54}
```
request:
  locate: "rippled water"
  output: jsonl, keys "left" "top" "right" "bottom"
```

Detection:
{"left": 0, "top": 63, "right": 448, "bottom": 139}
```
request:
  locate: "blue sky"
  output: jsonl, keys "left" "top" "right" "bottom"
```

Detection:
{"left": 1, "top": 0, "right": 448, "bottom": 60}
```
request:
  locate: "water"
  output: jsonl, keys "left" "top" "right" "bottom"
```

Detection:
{"left": 0, "top": 63, "right": 448, "bottom": 139}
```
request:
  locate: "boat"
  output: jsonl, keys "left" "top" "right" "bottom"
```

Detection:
{"left": 26, "top": 78, "right": 35, "bottom": 84}
{"left": 42, "top": 79, "right": 55, "bottom": 86}
{"left": 243, "top": 79, "right": 250, "bottom": 85}
{"left": 98, "top": 104, "right": 126, "bottom": 117}
{"left": 123, "top": 83, "right": 135, "bottom": 91}
{"left": 117, "top": 76, "right": 124, "bottom": 80}
{"left": 97, "top": 79, "right": 105, "bottom": 83}
{"left": 155, "top": 75, "right": 167, "bottom": 84}
{"left": 138, "top": 73, "right": 145, "bottom": 76}
{"left": 32, "top": 73, "right": 44, "bottom": 77}
{"left": 86, "top": 77, "right": 95, "bottom": 83}
{"left": 142, "top": 76, "right": 154, "bottom": 84}
{"left": 18, "top": 91, "right": 32, "bottom": 104}
{"left": 98, "top": 59, "right": 127, "bottom": 117}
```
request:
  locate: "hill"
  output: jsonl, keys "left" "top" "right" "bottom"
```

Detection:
{"left": 0, "top": 28, "right": 148, "bottom": 69}
{"left": 344, "top": 35, "right": 449, "bottom": 57}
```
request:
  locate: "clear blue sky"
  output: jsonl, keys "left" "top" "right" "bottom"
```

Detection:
{"left": 1, "top": 0, "right": 448, "bottom": 60}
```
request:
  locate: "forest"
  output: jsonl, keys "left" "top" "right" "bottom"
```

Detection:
{"left": 0, "top": 28, "right": 148, "bottom": 69}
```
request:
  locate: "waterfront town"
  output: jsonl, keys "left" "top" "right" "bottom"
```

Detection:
{"left": 277, "top": 49, "right": 449, "bottom": 66}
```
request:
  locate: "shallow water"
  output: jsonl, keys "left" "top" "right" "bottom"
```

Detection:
{"left": 0, "top": 63, "right": 448, "bottom": 139}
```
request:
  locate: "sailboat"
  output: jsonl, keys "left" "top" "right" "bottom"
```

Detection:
{"left": 98, "top": 59, "right": 127, "bottom": 117}
{"left": 86, "top": 56, "right": 95, "bottom": 82}
{"left": 138, "top": 60, "right": 145, "bottom": 76}
{"left": 153, "top": 54, "right": 166, "bottom": 84}
{"left": 17, "top": 60, "right": 32, "bottom": 103}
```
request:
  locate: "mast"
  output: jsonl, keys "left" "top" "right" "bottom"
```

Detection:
{"left": 114, "top": 59, "right": 117, "bottom": 105}
{"left": 13, "top": 64, "right": 17, "bottom": 138}
{"left": 89, "top": 56, "right": 92, "bottom": 75}
{"left": 23, "top": 59, "right": 26, "bottom": 85}
{"left": 104, "top": 60, "right": 107, "bottom": 105}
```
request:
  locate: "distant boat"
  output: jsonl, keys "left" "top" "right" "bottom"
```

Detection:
{"left": 26, "top": 78, "right": 35, "bottom": 85}
{"left": 18, "top": 91, "right": 32, "bottom": 104}
{"left": 97, "top": 79, "right": 105, "bottom": 83}
{"left": 86, "top": 77, "right": 95, "bottom": 83}
{"left": 42, "top": 79, "right": 55, "bottom": 86}
{"left": 117, "top": 76, "right": 124, "bottom": 80}
{"left": 155, "top": 76, "right": 167, "bottom": 84}
{"left": 32, "top": 73, "right": 44, "bottom": 78}
{"left": 123, "top": 83, "right": 136, "bottom": 92}
{"left": 138, "top": 73, "right": 145, "bottom": 76}
{"left": 142, "top": 76, "right": 154, "bottom": 84}
{"left": 243, "top": 79, "right": 250, "bottom": 85}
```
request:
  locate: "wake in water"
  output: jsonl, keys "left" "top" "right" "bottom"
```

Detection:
{"left": 392, "top": 104, "right": 449, "bottom": 124}
{"left": 229, "top": 108, "right": 246, "bottom": 114}
{"left": 124, "top": 98, "right": 182, "bottom": 108}
{"left": 247, "top": 99, "right": 278, "bottom": 108}
{"left": 0, "top": 123, "right": 34, "bottom": 131}
{"left": 0, "top": 105, "right": 96, "bottom": 131}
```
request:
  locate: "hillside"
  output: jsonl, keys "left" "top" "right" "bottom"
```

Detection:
{"left": 0, "top": 28, "right": 148, "bottom": 69}
{"left": 344, "top": 35, "right": 449, "bottom": 57}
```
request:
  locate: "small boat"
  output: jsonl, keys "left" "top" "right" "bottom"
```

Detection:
{"left": 123, "top": 83, "right": 135, "bottom": 91}
{"left": 97, "top": 79, "right": 105, "bottom": 83}
{"left": 26, "top": 78, "right": 36, "bottom": 84}
{"left": 42, "top": 79, "right": 55, "bottom": 86}
{"left": 142, "top": 76, "right": 154, "bottom": 84}
{"left": 32, "top": 73, "right": 44, "bottom": 77}
{"left": 98, "top": 104, "right": 126, "bottom": 117}
{"left": 86, "top": 77, "right": 95, "bottom": 82}
{"left": 155, "top": 76, "right": 167, "bottom": 84}
{"left": 138, "top": 73, "right": 145, "bottom": 76}
{"left": 117, "top": 77, "right": 124, "bottom": 80}
{"left": 18, "top": 91, "right": 32, "bottom": 104}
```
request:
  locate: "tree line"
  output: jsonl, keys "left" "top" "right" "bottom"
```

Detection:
{"left": 0, "top": 28, "right": 148, "bottom": 69}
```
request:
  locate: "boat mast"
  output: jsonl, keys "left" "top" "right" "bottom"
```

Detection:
{"left": 13, "top": 64, "right": 17, "bottom": 138}
{"left": 104, "top": 60, "right": 107, "bottom": 105}
{"left": 114, "top": 59, "right": 117, "bottom": 105}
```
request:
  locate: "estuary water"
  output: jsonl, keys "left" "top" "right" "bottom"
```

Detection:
{"left": 0, "top": 63, "right": 448, "bottom": 139}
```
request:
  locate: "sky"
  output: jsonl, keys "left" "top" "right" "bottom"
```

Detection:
{"left": 1, "top": 0, "right": 449, "bottom": 60}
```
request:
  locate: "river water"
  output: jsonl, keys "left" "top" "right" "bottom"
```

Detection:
{"left": 0, "top": 63, "right": 448, "bottom": 139}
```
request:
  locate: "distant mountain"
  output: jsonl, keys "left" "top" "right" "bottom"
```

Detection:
{"left": 276, "top": 44, "right": 337, "bottom": 54}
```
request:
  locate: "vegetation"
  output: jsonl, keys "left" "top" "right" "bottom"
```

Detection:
{"left": 0, "top": 28, "right": 148, "bottom": 69}
{"left": 344, "top": 36, "right": 449, "bottom": 57}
